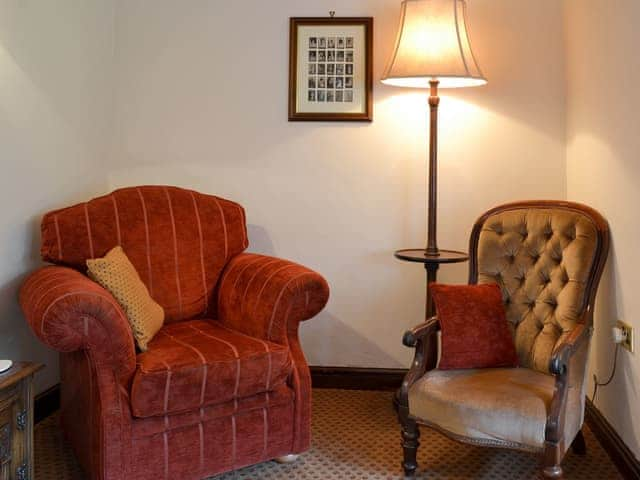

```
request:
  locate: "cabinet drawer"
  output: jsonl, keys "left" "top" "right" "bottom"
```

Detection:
{"left": 0, "top": 387, "right": 26, "bottom": 480}
{"left": 0, "top": 412, "right": 11, "bottom": 480}
{"left": 0, "top": 363, "right": 41, "bottom": 480}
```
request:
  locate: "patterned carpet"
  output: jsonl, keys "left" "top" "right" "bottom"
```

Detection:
{"left": 35, "top": 389, "right": 622, "bottom": 479}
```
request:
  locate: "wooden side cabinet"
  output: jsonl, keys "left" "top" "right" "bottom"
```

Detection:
{"left": 0, "top": 362, "right": 42, "bottom": 480}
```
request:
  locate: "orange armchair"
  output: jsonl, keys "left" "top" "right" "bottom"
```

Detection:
{"left": 20, "top": 186, "right": 329, "bottom": 480}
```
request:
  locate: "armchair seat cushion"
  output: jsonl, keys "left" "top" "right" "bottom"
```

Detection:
{"left": 409, "top": 367, "right": 557, "bottom": 451}
{"left": 131, "top": 319, "right": 292, "bottom": 418}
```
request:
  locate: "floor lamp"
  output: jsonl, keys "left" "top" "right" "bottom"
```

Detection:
{"left": 382, "top": 0, "right": 487, "bottom": 318}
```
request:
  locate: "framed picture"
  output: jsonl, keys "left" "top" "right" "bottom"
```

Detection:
{"left": 289, "top": 17, "right": 373, "bottom": 122}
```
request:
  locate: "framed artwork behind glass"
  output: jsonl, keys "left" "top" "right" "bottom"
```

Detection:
{"left": 289, "top": 17, "right": 373, "bottom": 121}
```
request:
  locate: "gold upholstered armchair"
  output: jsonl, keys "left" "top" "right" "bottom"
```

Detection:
{"left": 398, "top": 201, "right": 609, "bottom": 479}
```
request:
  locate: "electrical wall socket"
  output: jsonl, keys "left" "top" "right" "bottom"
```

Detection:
{"left": 616, "top": 320, "right": 634, "bottom": 353}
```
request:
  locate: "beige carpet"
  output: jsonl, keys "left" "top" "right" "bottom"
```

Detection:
{"left": 35, "top": 389, "right": 622, "bottom": 479}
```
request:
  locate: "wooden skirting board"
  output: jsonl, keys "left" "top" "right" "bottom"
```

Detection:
{"left": 584, "top": 398, "right": 640, "bottom": 480}
{"left": 34, "top": 384, "right": 60, "bottom": 424}
{"left": 35, "top": 367, "right": 639, "bottom": 479}
{"left": 309, "top": 366, "right": 405, "bottom": 391}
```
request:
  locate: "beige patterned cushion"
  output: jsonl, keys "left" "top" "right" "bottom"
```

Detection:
{"left": 87, "top": 246, "right": 164, "bottom": 351}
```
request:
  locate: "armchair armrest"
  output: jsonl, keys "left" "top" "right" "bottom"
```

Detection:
{"left": 549, "top": 323, "right": 592, "bottom": 375}
{"left": 217, "top": 253, "right": 330, "bottom": 345}
{"left": 403, "top": 316, "right": 440, "bottom": 348}
{"left": 399, "top": 316, "right": 440, "bottom": 408}
{"left": 217, "top": 253, "right": 329, "bottom": 454}
{"left": 19, "top": 266, "right": 136, "bottom": 382}
{"left": 545, "top": 320, "right": 593, "bottom": 462}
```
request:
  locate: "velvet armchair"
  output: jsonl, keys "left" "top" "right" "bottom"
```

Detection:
{"left": 398, "top": 201, "right": 609, "bottom": 479}
{"left": 19, "top": 186, "right": 329, "bottom": 480}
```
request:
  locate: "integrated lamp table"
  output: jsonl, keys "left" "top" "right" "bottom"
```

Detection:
{"left": 394, "top": 249, "right": 469, "bottom": 318}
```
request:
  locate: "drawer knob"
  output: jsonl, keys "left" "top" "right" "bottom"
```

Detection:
{"left": 16, "top": 463, "right": 28, "bottom": 480}
{"left": 16, "top": 410, "right": 27, "bottom": 431}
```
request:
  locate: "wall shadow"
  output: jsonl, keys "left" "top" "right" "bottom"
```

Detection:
{"left": 246, "top": 224, "right": 277, "bottom": 257}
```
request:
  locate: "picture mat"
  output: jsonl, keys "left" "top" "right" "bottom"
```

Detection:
{"left": 296, "top": 24, "right": 366, "bottom": 114}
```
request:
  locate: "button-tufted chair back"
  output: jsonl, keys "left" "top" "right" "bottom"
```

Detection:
{"left": 468, "top": 201, "right": 609, "bottom": 373}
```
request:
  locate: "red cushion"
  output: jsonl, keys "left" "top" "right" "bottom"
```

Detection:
{"left": 131, "top": 319, "right": 292, "bottom": 418}
{"left": 430, "top": 283, "right": 519, "bottom": 370}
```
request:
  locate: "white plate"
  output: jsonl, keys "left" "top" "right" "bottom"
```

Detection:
{"left": 0, "top": 360, "right": 13, "bottom": 373}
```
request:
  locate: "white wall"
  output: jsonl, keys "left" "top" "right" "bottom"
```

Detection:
{"left": 3, "top": 0, "right": 637, "bottom": 460}
{"left": 564, "top": 0, "right": 640, "bottom": 459}
{"left": 0, "top": 0, "right": 114, "bottom": 393}
{"left": 109, "top": 0, "right": 567, "bottom": 369}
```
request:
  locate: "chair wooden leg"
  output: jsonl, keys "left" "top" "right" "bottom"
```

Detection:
{"left": 571, "top": 429, "right": 586, "bottom": 455}
{"left": 400, "top": 412, "right": 420, "bottom": 477}
{"left": 542, "top": 442, "right": 564, "bottom": 479}
{"left": 542, "top": 464, "right": 563, "bottom": 479}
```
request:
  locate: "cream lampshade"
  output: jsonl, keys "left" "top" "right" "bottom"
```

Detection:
{"left": 382, "top": 0, "right": 486, "bottom": 88}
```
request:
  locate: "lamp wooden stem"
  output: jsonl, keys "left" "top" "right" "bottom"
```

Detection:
{"left": 426, "top": 80, "right": 440, "bottom": 256}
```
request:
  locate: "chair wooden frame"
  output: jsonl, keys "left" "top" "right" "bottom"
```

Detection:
{"left": 398, "top": 201, "right": 610, "bottom": 479}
